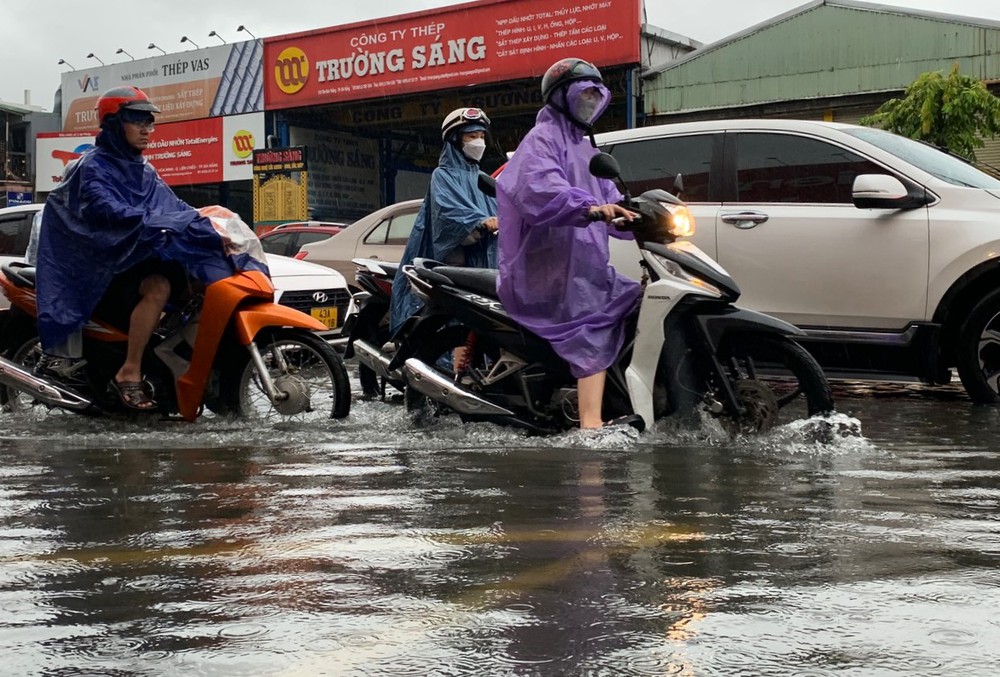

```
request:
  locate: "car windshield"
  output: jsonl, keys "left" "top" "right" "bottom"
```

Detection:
{"left": 844, "top": 127, "right": 1000, "bottom": 189}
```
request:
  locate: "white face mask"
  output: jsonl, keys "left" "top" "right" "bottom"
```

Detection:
{"left": 462, "top": 138, "right": 486, "bottom": 162}
{"left": 573, "top": 98, "right": 599, "bottom": 125}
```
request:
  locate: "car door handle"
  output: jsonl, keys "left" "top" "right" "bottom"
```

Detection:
{"left": 721, "top": 211, "right": 769, "bottom": 229}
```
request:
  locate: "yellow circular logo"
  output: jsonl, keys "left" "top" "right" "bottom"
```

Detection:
{"left": 274, "top": 47, "right": 309, "bottom": 95}
{"left": 232, "top": 130, "right": 255, "bottom": 158}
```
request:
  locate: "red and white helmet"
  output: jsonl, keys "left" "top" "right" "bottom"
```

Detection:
{"left": 441, "top": 107, "right": 491, "bottom": 141}
{"left": 95, "top": 86, "right": 161, "bottom": 123}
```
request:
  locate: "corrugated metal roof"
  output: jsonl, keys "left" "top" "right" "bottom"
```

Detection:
{"left": 645, "top": 0, "right": 1000, "bottom": 115}
{"left": 0, "top": 100, "right": 40, "bottom": 116}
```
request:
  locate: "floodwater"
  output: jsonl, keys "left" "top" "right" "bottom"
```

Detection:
{"left": 1, "top": 376, "right": 999, "bottom": 676}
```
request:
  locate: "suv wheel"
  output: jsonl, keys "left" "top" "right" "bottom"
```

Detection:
{"left": 956, "top": 289, "right": 1000, "bottom": 403}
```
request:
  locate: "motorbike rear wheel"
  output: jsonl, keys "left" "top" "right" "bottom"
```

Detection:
{"left": 714, "top": 334, "right": 834, "bottom": 435}
{"left": 0, "top": 335, "right": 64, "bottom": 415}
{"left": 221, "top": 328, "right": 351, "bottom": 422}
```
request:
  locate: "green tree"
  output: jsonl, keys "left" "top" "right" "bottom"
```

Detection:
{"left": 861, "top": 63, "right": 1000, "bottom": 161}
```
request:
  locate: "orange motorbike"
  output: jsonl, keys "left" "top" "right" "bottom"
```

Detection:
{"left": 0, "top": 250, "right": 350, "bottom": 423}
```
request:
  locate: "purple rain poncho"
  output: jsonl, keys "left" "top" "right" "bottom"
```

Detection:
{"left": 36, "top": 119, "right": 268, "bottom": 350}
{"left": 495, "top": 105, "right": 641, "bottom": 379}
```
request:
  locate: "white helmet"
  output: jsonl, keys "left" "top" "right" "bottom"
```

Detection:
{"left": 441, "top": 107, "right": 491, "bottom": 141}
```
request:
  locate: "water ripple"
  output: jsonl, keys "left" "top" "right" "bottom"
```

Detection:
{"left": 927, "top": 627, "right": 979, "bottom": 646}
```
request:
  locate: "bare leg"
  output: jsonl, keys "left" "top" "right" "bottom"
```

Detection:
{"left": 578, "top": 370, "right": 606, "bottom": 429}
{"left": 115, "top": 274, "right": 170, "bottom": 385}
{"left": 452, "top": 346, "right": 469, "bottom": 372}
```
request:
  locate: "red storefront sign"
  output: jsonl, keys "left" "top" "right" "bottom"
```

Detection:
{"left": 35, "top": 114, "right": 264, "bottom": 191}
{"left": 146, "top": 117, "right": 224, "bottom": 184}
{"left": 264, "top": 0, "right": 640, "bottom": 109}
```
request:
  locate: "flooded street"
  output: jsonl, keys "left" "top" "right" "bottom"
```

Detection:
{"left": 1, "top": 377, "right": 999, "bottom": 676}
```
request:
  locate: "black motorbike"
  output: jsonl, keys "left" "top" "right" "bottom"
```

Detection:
{"left": 347, "top": 171, "right": 500, "bottom": 400}
{"left": 346, "top": 258, "right": 406, "bottom": 398}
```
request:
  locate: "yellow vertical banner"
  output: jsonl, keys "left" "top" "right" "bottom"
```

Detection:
{"left": 252, "top": 146, "right": 309, "bottom": 233}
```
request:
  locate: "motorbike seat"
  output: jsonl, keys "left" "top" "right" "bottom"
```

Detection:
{"left": 434, "top": 266, "right": 499, "bottom": 299}
{"left": 1, "top": 262, "right": 36, "bottom": 289}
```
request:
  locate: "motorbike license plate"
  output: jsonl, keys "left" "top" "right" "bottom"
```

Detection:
{"left": 310, "top": 306, "right": 338, "bottom": 329}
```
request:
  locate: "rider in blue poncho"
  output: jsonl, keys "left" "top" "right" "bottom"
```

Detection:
{"left": 389, "top": 107, "right": 498, "bottom": 337}
{"left": 36, "top": 86, "right": 268, "bottom": 410}
{"left": 496, "top": 58, "right": 641, "bottom": 430}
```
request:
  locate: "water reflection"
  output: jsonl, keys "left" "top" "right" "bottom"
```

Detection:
{"left": 0, "top": 391, "right": 999, "bottom": 675}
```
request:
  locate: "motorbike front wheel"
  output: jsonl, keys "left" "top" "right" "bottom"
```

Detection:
{"left": 714, "top": 333, "right": 834, "bottom": 435}
{"left": 221, "top": 328, "right": 351, "bottom": 422}
{"left": 357, "top": 326, "right": 395, "bottom": 399}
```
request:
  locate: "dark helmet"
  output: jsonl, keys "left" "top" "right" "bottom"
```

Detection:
{"left": 95, "top": 86, "right": 161, "bottom": 123}
{"left": 441, "top": 107, "right": 491, "bottom": 141}
{"left": 540, "top": 58, "right": 603, "bottom": 103}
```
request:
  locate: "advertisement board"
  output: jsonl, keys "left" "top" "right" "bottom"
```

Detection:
{"left": 4, "top": 192, "right": 33, "bottom": 207}
{"left": 252, "top": 147, "right": 309, "bottom": 227}
{"left": 35, "top": 113, "right": 265, "bottom": 191}
{"left": 289, "top": 128, "right": 381, "bottom": 219}
{"left": 61, "top": 40, "right": 264, "bottom": 132}
{"left": 264, "top": 0, "right": 639, "bottom": 109}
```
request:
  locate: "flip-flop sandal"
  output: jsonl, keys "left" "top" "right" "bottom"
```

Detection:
{"left": 108, "top": 379, "right": 157, "bottom": 412}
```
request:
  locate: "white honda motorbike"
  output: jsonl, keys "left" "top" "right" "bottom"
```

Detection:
{"left": 363, "top": 153, "right": 834, "bottom": 435}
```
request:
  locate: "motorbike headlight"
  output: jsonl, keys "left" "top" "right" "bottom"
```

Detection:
{"left": 663, "top": 203, "right": 695, "bottom": 238}
{"left": 652, "top": 254, "right": 722, "bottom": 297}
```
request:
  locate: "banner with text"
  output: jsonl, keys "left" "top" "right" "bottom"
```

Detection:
{"left": 252, "top": 147, "right": 309, "bottom": 226}
{"left": 35, "top": 113, "right": 264, "bottom": 191}
{"left": 264, "top": 0, "right": 639, "bottom": 109}
{"left": 289, "top": 127, "right": 381, "bottom": 220}
{"left": 61, "top": 40, "right": 264, "bottom": 131}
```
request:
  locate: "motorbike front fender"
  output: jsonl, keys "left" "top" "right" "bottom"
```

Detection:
{"left": 176, "top": 299, "right": 324, "bottom": 422}
{"left": 345, "top": 299, "right": 390, "bottom": 359}
{"left": 695, "top": 307, "right": 804, "bottom": 351}
{"left": 233, "top": 303, "right": 327, "bottom": 345}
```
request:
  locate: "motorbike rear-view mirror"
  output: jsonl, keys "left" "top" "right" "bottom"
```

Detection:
{"left": 478, "top": 171, "right": 497, "bottom": 198}
{"left": 589, "top": 152, "right": 630, "bottom": 200}
{"left": 589, "top": 152, "right": 621, "bottom": 179}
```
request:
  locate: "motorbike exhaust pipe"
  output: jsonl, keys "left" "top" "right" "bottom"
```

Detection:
{"left": 402, "top": 357, "right": 514, "bottom": 416}
{"left": 0, "top": 355, "right": 95, "bottom": 411}
{"left": 354, "top": 338, "right": 401, "bottom": 382}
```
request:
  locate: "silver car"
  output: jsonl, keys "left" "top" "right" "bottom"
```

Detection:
{"left": 297, "top": 199, "right": 422, "bottom": 287}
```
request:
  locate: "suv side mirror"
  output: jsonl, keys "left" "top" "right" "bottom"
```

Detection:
{"left": 853, "top": 174, "right": 929, "bottom": 210}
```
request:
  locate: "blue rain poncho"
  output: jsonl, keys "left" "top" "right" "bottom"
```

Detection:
{"left": 495, "top": 104, "right": 642, "bottom": 379}
{"left": 389, "top": 140, "right": 498, "bottom": 335}
{"left": 36, "top": 119, "right": 268, "bottom": 350}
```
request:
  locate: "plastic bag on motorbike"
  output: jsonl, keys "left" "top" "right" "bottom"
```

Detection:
{"left": 196, "top": 205, "right": 267, "bottom": 268}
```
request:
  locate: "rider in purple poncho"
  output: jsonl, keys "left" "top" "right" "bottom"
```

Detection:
{"left": 496, "top": 58, "right": 642, "bottom": 429}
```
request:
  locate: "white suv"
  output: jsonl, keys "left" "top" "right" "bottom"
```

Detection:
{"left": 598, "top": 119, "right": 1000, "bottom": 402}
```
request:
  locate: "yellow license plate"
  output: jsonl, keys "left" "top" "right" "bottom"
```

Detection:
{"left": 310, "top": 306, "right": 338, "bottom": 329}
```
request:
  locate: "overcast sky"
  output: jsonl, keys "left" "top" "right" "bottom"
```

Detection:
{"left": 2, "top": 0, "right": 997, "bottom": 109}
